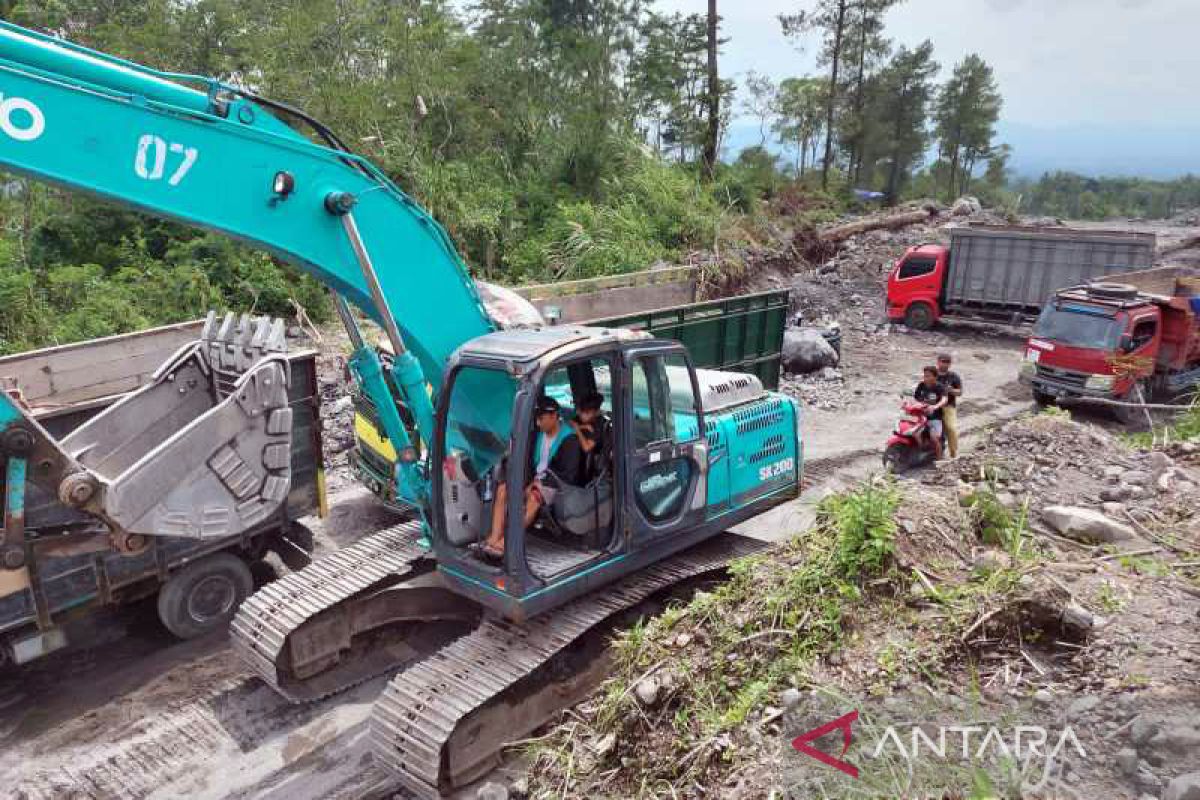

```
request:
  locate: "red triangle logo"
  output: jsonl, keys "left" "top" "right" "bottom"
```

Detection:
{"left": 791, "top": 709, "right": 859, "bottom": 778}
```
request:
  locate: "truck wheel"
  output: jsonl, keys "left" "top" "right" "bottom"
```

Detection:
{"left": 1033, "top": 390, "right": 1056, "bottom": 408}
{"left": 157, "top": 553, "right": 254, "bottom": 640}
{"left": 903, "top": 302, "right": 935, "bottom": 331}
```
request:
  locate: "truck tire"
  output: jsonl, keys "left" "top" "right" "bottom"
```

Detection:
{"left": 1115, "top": 381, "right": 1151, "bottom": 428}
{"left": 1087, "top": 283, "right": 1138, "bottom": 301}
{"left": 157, "top": 553, "right": 254, "bottom": 640}
{"left": 903, "top": 302, "right": 935, "bottom": 331}
{"left": 1033, "top": 390, "right": 1056, "bottom": 408}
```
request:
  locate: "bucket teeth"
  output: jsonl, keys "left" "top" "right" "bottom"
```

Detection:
{"left": 199, "top": 309, "right": 289, "bottom": 395}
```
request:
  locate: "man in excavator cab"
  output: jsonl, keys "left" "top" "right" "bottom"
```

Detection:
{"left": 570, "top": 391, "right": 611, "bottom": 483}
{"left": 477, "top": 395, "right": 582, "bottom": 561}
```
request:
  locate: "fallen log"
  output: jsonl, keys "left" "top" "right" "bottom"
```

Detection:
{"left": 819, "top": 207, "right": 938, "bottom": 244}
{"left": 795, "top": 206, "right": 939, "bottom": 264}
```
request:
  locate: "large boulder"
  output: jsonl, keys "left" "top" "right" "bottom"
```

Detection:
{"left": 950, "top": 195, "right": 983, "bottom": 216}
{"left": 782, "top": 328, "right": 839, "bottom": 374}
{"left": 1165, "top": 773, "right": 1200, "bottom": 800}
{"left": 1041, "top": 505, "right": 1135, "bottom": 544}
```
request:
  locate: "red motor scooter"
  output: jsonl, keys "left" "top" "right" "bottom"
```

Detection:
{"left": 883, "top": 401, "right": 944, "bottom": 472}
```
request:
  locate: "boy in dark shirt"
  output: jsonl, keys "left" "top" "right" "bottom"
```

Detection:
{"left": 914, "top": 365, "right": 948, "bottom": 460}
{"left": 570, "top": 391, "right": 611, "bottom": 483}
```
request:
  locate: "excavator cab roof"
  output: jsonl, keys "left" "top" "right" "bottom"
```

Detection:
{"left": 455, "top": 325, "right": 650, "bottom": 365}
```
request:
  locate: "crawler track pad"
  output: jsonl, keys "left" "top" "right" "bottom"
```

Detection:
{"left": 232, "top": 523, "right": 477, "bottom": 703}
{"left": 370, "top": 532, "right": 769, "bottom": 798}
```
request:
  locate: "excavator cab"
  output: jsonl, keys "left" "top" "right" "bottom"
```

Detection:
{"left": 431, "top": 326, "right": 711, "bottom": 620}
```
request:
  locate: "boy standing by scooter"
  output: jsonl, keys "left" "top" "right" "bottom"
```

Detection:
{"left": 936, "top": 353, "right": 963, "bottom": 458}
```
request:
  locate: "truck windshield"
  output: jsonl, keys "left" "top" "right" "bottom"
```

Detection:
{"left": 1033, "top": 305, "right": 1122, "bottom": 349}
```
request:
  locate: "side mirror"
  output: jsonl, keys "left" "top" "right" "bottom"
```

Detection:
{"left": 1120, "top": 334, "right": 1134, "bottom": 352}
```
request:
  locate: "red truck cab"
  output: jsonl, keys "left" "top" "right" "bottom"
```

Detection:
{"left": 886, "top": 244, "right": 949, "bottom": 329}
{"left": 1022, "top": 276, "right": 1200, "bottom": 416}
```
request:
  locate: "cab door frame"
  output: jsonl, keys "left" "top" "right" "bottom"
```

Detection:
{"left": 619, "top": 341, "right": 708, "bottom": 551}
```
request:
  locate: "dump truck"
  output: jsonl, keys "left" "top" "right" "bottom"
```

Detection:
{"left": 352, "top": 289, "right": 790, "bottom": 512}
{"left": 0, "top": 320, "right": 324, "bottom": 667}
{"left": 886, "top": 225, "right": 1157, "bottom": 329}
{"left": 1021, "top": 266, "right": 1200, "bottom": 421}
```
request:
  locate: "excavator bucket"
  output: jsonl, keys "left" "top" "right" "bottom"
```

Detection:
{"left": 53, "top": 312, "right": 293, "bottom": 541}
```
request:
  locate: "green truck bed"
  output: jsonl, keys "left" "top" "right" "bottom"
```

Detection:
{"left": 587, "top": 289, "right": 788, "bottom": 390}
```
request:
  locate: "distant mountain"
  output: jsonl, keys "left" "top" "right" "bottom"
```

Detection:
{"left": 721, "top": 119, "right": 1199, "bottom": 181}
{"left": 996, "top": 121, "right": 1198, "bottom": 180}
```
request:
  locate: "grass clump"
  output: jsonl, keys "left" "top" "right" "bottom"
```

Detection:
{"left": 1127, "top": 399, "right": 1200, "bottom": 448}
{"left": 527, "top": 479, "right": 901, "bottom": 796}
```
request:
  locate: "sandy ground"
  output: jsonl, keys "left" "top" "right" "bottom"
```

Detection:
{"left": 3, "top": 213, "right": 1195, "bottom": 800}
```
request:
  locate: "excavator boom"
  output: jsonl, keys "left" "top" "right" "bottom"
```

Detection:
{"left": 0, "top": 21, "right": 495, "bottom": 539}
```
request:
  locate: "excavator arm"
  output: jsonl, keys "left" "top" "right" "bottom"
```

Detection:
{"left": 0, "top": 22, "right": 495, "bottom": 551}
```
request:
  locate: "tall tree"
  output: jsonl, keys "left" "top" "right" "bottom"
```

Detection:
{"left": 870, "top": 41, "right": 938, "bottom": 203}
{"left": 933, "top": 54, "right": 1002, "bottom": 199}
{"left": 840, "top": 0, "right": 897, "bottom": 185}
{"left": 772, "top": 77, "right": 825, "bottom": 175}
{"left": 741, "top": 70, "right": 777, "bottom": 148}
{"left": 780, "top": 0, "right": 852, "bottom": 190}
{"left": 701, "top": 0, "right": 720, "bottom": 177}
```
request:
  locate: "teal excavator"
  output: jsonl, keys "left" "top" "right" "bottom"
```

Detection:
{"left": 0, "top": 22, "right": 802, "bottom": 797}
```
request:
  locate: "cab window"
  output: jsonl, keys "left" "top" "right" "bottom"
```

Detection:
{"left": 631, "top": 353, "right": 700, "bottom": 448}
{"left": 897, "top": 257, "right": 936, "bottom": 280}
{"left": 1131, "top": 319, "right": 1157, "bottom": 350}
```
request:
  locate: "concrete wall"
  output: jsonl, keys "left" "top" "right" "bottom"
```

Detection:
{"left": 515, "top": 266, "right": 698, "bottom": 323}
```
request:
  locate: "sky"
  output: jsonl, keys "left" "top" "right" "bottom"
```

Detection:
{"left": 655, "top": 0, "right": 1200, "bottom": 178}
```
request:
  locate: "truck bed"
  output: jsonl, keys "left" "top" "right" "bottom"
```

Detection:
{"left": 0, "top": 321, "right": 324, "bottom": 640}
{"left": 945, "top": 225, "right": 1157, "bottom": 316}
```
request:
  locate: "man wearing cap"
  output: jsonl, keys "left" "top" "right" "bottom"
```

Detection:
{"left": 936, "top": 353, "right": 963, "bottom": 459}
{"left": 479, "top": 395, "right": 582, "bottom": 560}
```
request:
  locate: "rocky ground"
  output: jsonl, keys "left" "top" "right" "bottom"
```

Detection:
{"left": 523, "top": 413, "right": 1200, "bottom": 800}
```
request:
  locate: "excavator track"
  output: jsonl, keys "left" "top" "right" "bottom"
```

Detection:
{"left": 369, "top": 532, "right": 769, "bottom": 798}
{"left": 231, "top": 521, "right": 433, "bottom": 702}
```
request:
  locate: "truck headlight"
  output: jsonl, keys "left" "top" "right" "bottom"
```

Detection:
{"left": 1085, "top": 374, "right": 1115, "bottom": 391}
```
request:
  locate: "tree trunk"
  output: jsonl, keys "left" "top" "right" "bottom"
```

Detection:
{"left": 850, "top": 0, "right": 869, "bottom": 185}
{"left": 702, "top": 0, "right": 720, "bottom": 178}
{"left": 820, "top": 0, "right": 849, "bottom": 190}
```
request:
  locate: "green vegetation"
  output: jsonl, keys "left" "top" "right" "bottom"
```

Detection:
{"left": 961, "top": 483, "right": 1032, "bottom": 562}
{"left": 775, "top": 2, "right": 1006, "bottom": 202}
{"left": 0, "top": 201, "right": 329, "bottom": 353}
{"left": 528, "top": 479, "right": 901, "bottom": 790}
{"left": 1020, "top": 172, "right": 1200, "bottom": 220}
{"left": 1126, "top": 399, "right": 1200, "bottom": 448}
{"left": 0, "top": 1, "right": 1018, "bottom": 355}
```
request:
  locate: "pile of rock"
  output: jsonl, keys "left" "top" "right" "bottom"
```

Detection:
{"left": 778, "top": 367, "right": 848, "bottom": 411}
{"left": 944, "top": 415, "right": 1200, "bottom": 548}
